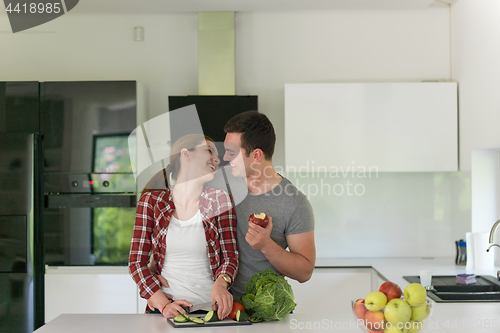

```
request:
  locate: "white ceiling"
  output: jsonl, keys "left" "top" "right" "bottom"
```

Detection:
{"left": 70, "top": 0, "right": 455, "bottom": 14}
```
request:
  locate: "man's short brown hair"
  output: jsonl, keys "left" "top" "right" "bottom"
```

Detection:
{"left": 224, "top": 111, "right": 276, "bottom": 160}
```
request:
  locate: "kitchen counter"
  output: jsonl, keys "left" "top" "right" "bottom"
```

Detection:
{"left": 315, "top": 257, "right": 500, "bottom": 333}
{"left": 315, "top": 256, "right": 500, "bottom": 288}
{"left": 33, "top": 313, "right": 453, "bottom": 333}
{"left": 38, "top": 257, "right": 500, "bottom": 333}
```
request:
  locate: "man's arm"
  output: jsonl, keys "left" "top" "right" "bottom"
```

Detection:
{"left": 245, "top": 218, "right": 315, "bottom": 283}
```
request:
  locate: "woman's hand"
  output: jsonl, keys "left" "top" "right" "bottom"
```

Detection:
{"left": 147, "top": 275, "right": 172, "bottom": 311}
{"left": 211, "top": 277, "right": 233, "bottom": 320}
{"left": 161, "top": 299, "right": 193, "bottom": 319}
{"left": 147, "top": 292, "right": 173, "bottom": 311}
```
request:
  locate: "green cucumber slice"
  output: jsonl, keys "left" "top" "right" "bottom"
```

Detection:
{"left": 203, "top": 310, "right": 219, "bottom": 322}
{"left": 188, "top": 316, "right": 205, "bottom": 324}
{"left": 173, "top": 314, "right": 188, "bottom": 323}
{"left": 235, "top": 310, "right": 249, "bottom": 322}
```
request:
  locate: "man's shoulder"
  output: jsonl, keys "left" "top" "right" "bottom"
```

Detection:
{"left": 274, "top": 177, "right": 315, "bottom": 232}
{"left": 273, "top": 177, "right": 308, "bottom": 202}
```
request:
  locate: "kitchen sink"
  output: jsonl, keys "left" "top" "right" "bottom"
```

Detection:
{"left": 433, "top": 284, "right": 500, "bottom": 293}
{"left": 403, "top": 275, "right": 500, "bottom": 303}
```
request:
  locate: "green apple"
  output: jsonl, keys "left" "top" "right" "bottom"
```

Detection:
{"left": 365, "top": 291, "right": 388, "bottom": 311}
{"left": 411, "top": 303, "right": 430, "bottom": 321}
{"left": 384, "top": 298, "right": 412, "bottom": 325}
{"left": 406, "top": 320, "right": 423, "bottom": 333}
{"left": 403, "top": 283, "right": 427, "bottom": 305}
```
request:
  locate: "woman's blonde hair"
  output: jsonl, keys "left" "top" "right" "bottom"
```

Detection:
{"left": 140, "top": 134, "right": 213, "bottom": 197}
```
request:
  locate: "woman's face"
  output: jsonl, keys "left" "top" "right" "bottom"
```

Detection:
{"left": 183, "top": 140, "right": 218, "bottom": 182}
{"left": 209, "top": 141, "right": 220, "bottom": 170}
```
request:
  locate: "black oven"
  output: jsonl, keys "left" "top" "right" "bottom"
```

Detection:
{"left": 41, "top": 81, "right": 138, "bottom": 266}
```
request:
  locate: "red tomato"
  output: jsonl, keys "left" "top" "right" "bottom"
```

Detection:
{"left": 228, "top": 302, "right": 245, "bottom": 320}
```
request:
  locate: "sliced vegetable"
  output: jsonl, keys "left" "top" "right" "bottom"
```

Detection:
{"left": 187, "top": 316, "right": 205, "bottom": 324}
{"left": 228, "top": 302, "right": 245, "bottom": 320}
{"left": 173, "top": 314, "right": 188, "bottom": 323}
{"left": 235, "top": 310, "right": 250, "bottom": 322}
{"left": 203, "top": 310, "right": 220, "bottom": 322}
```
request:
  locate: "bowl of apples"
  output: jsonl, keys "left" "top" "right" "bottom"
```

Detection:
{"left": 352, "top": 282, "right": 433, "bottom": 333}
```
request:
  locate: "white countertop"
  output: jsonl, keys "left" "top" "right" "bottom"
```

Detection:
{"left": 30, "top": 313, "right": 449, "bottom": 333}
{"left": 40, "top": 257, "right": 500, "bottom": 333}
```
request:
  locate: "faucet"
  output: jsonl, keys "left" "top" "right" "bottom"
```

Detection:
{"left": 486, "top": 219, "right": 500, "bottom": 281}
{"left": 488, "top": 219, "right": 500, "bottom": 243}
{"left": 486, "top": 244, "right": 500, "bottom": 252}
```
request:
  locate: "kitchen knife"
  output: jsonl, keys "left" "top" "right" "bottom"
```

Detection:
{"left": 183, "top": 301, "right": 215, "bottom": 313}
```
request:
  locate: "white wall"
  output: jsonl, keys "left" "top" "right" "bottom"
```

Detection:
{"left": 0, "top": 12, "right": 199, "bottom": 120}
{"left": 0, "top": 5, "right": 471, "bottom": 258}
{"left": 471, "top": 149, "right": 499, "bottom": 234}
{"left": 451, "top": 0, "right": 500, "bottom": 264}
{"left": 236, "top": 8, "right": 470, "bottom": 257}
{"left": 235, "top": 9, "right": 452, "bottom": 167}
{"left": 451, "top": 0, "right": 500, "bottom": 171}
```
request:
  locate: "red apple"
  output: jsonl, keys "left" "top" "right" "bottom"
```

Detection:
{"left": 379, "top": 281, "right": 402, "bottom": 301}
{"left": 354, "top": 299, "right": 368, "bottom": 320}
{"left": 366, "top": 329, "right": 383, "bottom": 333}
{"left": 365, "top": 311, "right": 385, "bottom": 331}
{"left": 249, "top": 213, "right": 269, "bottom": 228}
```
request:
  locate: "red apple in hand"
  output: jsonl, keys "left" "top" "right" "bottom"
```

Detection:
{"left": 379, "top": 281, "right": 402, "bottom": 301}
{"left": 354, "top": 299, "right": 368, "bottom": 320}
{"left": 249, "top": 213, "right": 269, "bottom": 228}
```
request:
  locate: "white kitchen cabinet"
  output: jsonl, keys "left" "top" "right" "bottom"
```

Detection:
{"left": 287, "top": 268, "right": 376, "bottom": 314}
{"left": 44, "top": 267, "right": 384, "bottom": 321}
{"left": 137, "top": 289, "right": 148, "bottom": 314}
{"left": 45, "top": 266, "right": 139, "bottom": 323}
{"left": 285, "top": 82, "right": 458, "bottom": 172}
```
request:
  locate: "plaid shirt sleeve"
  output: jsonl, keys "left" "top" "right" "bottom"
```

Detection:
{"left": 128, "top": 191, "right": 162, "bottom": 299}
{"left": 213, "top": 190, "right": 239, "bottom": 286}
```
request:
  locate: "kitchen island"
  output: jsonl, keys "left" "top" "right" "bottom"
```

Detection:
{"left": 34, "top": 312, "right": 452, "bottom": 333}
{"left": 39, "top": 257, "right": 500, "bottom": 333}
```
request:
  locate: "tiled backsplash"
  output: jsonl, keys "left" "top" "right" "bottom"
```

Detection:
{"left": 284, "top": 171, "right": 471, "bottom": 258}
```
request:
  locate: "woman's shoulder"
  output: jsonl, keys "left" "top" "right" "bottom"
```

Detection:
{"left": 202, "top": 187, "right": 232, "bottom": 202}
{"left": 139, "top": 189, "right": 173, "bottom": 205}
{"left": 201, "top": 188, "right": 234, "bottom": 217}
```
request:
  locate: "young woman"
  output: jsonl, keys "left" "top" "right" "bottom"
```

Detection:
{"left": 128, "top": 134, "right": 238, "bottom": 320}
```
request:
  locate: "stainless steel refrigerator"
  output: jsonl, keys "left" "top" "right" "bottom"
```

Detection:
{"left": 0, "top": 133, "right": 44, "bottom": 333}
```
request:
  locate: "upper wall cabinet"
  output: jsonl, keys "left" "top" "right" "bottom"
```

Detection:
{"left": 284, "top": 82, "right": 458, "bottom": 172}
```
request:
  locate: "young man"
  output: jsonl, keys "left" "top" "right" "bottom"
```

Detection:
{"left": 223, "top": 111, "right": 315, "bottom": 301}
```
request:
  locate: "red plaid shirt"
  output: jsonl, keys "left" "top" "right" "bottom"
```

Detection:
{"left": 128, "top": 187, "right": 238, "bottom": 299}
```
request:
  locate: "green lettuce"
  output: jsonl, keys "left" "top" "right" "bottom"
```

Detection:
{"left": 240, "top": 269, "right": 297, "bottom": 322}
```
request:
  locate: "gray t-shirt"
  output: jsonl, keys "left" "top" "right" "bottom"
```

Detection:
{"left": 231, "top": 177, "right": 315, "bottom": 301}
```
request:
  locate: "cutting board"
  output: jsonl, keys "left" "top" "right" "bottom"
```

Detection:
{"left": 167, "top": 313, "right": 252, "bottom": 328}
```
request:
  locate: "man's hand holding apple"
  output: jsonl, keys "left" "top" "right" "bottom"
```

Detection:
{"left": 246, "top": 213, "right": 273, "bottom": 252}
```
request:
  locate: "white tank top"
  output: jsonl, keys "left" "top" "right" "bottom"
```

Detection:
{"left": 160, "top": 210, "right": 214, "bottom": 304}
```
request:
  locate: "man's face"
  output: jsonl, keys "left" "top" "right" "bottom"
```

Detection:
{"left": 223, "top": 132, "right": 252, "bottom": 178}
